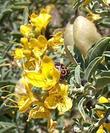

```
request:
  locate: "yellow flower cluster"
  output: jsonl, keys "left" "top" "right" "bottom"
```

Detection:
{"left": 96, "top": 96, "right": 110, "bottom": 133}
{"left": 14, "top": 8, "right": 72, "bottom": 131}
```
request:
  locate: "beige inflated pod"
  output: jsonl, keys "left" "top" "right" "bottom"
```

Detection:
{"left": 73, "top": 16, "right": 102, "bottom": 57}
{"left": 64, "top": 22, "right": 75, "bottom": 50}
{"left": 64, "top": 21, "right": 77, "bottom": 64}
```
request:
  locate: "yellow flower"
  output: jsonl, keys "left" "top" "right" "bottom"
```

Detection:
{"left": 14, "top": 48, "right": 24, "bottom": 59}
{"left": 20, "top": 24, "right": 33, "bottom": 37}
{"left": 14, "top": 35, "right": 47, "bottom": 62}
{"left": 21, "top": 35, "right": 47, "bottom": 58}
{"left": 20, "top": 37, "right": 28, "bottom": 48}
{"left": 96, "top": 97, "right": 109, "bottom": 118}
{"left": 96, "top": 97, "right": 110, "bottom": 132}
{"left": 17, "top": 95, "right": 33, "bottom": 113}
{"left": 31, "top": 35, "right": 47, "bottom": 58}
{"left": 44, "top": 83, "right": 72, "bottom": 114}
{"left": 96, "top": 125, "right": 104, "bottom": 133}
{"left": 48, "top": 32, "right": 64, "bottom": 48}
{"left": 15, "top": 77, "right": 38, "bottom": 113}
{"left": 28, "top": 106, "right": 51, "bottom": 120}
{"left": 24, "top": 58, "right": 40, "bottom": 71}
{"left": 14, "top": 48, "right": 31, "bottom": 60}
{"left": 97, "top": 123, "right": 110, "bottom": 133}
{"left": 24, "top": 56, "right": 60, "bottom": 90}
{"left": 30, "top": 9, "right": 51, "bottom": 32}
{"left": 14, "top": 39, "right": 31, "bottom": 60}
{"left": 98, "top": 96, "right": 109, "bottom": 104}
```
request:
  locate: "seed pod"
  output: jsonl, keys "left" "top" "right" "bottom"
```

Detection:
{"left": 73, "top": 16, "right": 102, "bottom": 57}
{"left": 64, "top": 21, "right": 77, "bottom": 64}
{"left": 64, "top": 22, "right": 75, "bottom": 50}
{"left": 102, "top": 0, "right": 110, "bottom": 6}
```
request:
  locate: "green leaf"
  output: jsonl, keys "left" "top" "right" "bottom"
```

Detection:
{"left": 84, "top": 57, "right": 103, "bottom": 81}
{"left": 74, "top": 65, "right": 81, "bottom": 85}
{"left": 95, "top": 76, "right": 110, "bottom": 89}
{"left": 23, "top": 7, "right": 29, "bottom": 24}
{"left": 86, "top": 37, "right": 110, "bottom": 65}
{"left": 99, "top": 18, "right": 110, "bottom": 28}
{"left": 0, "top": 122, "right": 16, "bottom": 133}
{"left": 0, "top": 80, "right": 16, "bottom": 88}
{"left": 100, "top": 71, "right": 110, "bottom": 77}
{"left": 103, "top": 51, "right": 110, "bottom": 58}
{"left": 95, "top": 103, "right": 110, "bottom": 110}
{"left": 78, "top": 97, "right": 87, "bottom": 121}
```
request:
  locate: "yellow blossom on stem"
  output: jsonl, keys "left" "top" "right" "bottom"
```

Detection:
{"left": 21, "top": 35, "right": 47, "bottom": 58}
{"left": 14, "top": 48, "right": 24, "bottom": 59}
{"left": 31, "top": 35, "right": 47, "bottom": 58}
{"left": 14, "top": 7, "right": 72, "bottom": 130}
{"left": 44, "top": 83, "right": 72, "bottom": 114}
{"left": 30, "top": 9, "right": 51, "bottom": 32}
{"left": 14, "top": 35, "right": 47, "bottom": 62}
{"left": 20, "top": 24, "right": 33, "bottom": 37}
{"left": 48, "top": 32, "right": 64, "bottom": 48}
{"left": 24, "top": 56, "right": 60, "bottom": 90}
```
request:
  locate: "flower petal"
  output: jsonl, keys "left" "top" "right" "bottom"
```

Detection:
{"left": 44, "top": 95, "right": 58, "bottom": 109}
{"left": 48, "top": 32, "right": 64, "bottom": 48}
{"left": 30, "top": 9, "right": 51, "bottom": 32}
{"left": 18, "top": 95, "right": 32, "bottom": 113}
{"left": 14, "top": 48, "right": 24, "bottom": 59}
{"left": 98, "top": 96, "right": 109, "bottom": 104}
{"left": 28, "top": 106, "right": 51, "bottom": 119}
{"left": 96, "top": 125, "right": 104, "bottom": 133}
{"left": 25, "top": 71, "right": 46, "bottom": 88}
{"left": 20, "top": 24, "right": 32, "bottom": 37}
{"left": 57, "top": 97, "right": 72, "bottom": 114}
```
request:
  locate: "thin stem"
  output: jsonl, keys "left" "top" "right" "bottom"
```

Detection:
{"left": 65, "top": 45, "right": 78, "bottom": 65}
